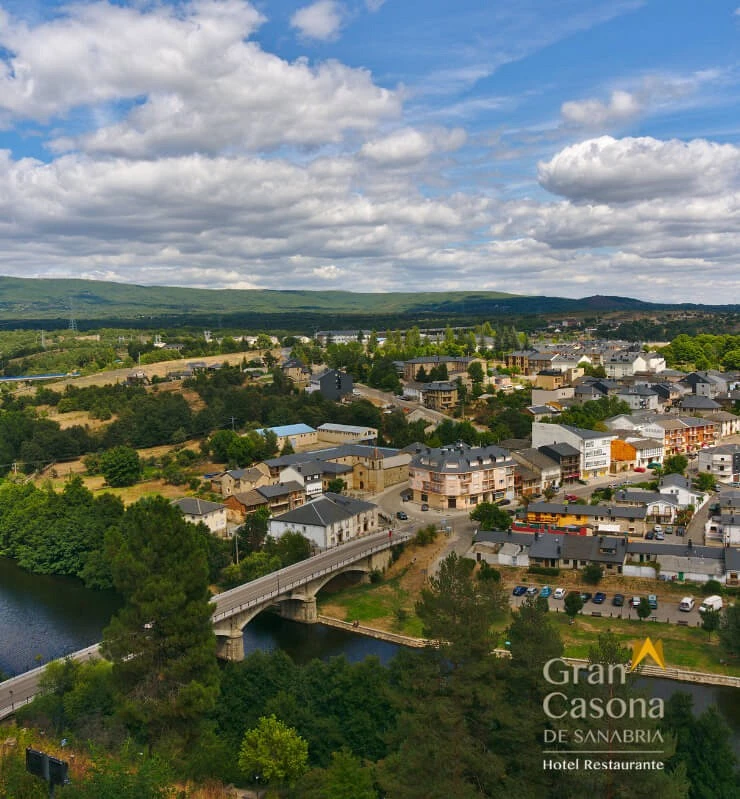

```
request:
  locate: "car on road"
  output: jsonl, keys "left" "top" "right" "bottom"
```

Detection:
{"left": 540, "top": 586, "right": 552, "bottom": 598}
{"left": 580, "top": 592, "right": 592, "bottom": 603}
{"left": 553, "top": 588, "right": 566, "bottom": 600}
{"left": 565, "top": 494, "right": 579, "bottom": 502}
{"left": 396, "top": 511, "right": 408, "bottom": 520}
{"left": 612, "top": 593, "right": 625, "bottom": 607}
{"left": 648, "top": 594, "right": 658, "bottom": 610}
{"left": 634, "top": 466, "right": 646, "bottom": 472}
{"left": 647, "top": 462, "right": 662, "bottom": 470}
{"left": 497, "top": 498, "right": 512, "bottom": 506}
{"left": 421, "top": 503, "right": 429, "bottom": 511}
{"left": 512, "top": 586, "right": 527, "bottom": 597}
{"left": 526, "top": 586, "right": 539, "bottom": 596}
{"left": 593, "top": 592, "right": 606, "bottom": 604}
{"left": 631, "top": 596, "right": 642, "bottom": 608}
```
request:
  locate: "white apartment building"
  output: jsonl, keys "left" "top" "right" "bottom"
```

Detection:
{"left": 532, "top": 422, "right": 615, "bottom": 479}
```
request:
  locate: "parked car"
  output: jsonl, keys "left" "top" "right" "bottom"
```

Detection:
{"left": 675, "top": 526, "right": 686, "bottom": 537}
{"left": 577, "top": 479, "right": 588, "bottom": 485}
{"left": 647, "top": 462, "right": 662, "bottom": 470}
{"left": 540, "top": 586, "right": 552, "bottom": 598}
{"left": 396, "top": 511, "right": 408, "bottom": 520}
{"left": 512, "top": 585, "right": 527, "bottom": 597}
{"left": 645, "top": 531, "right": 655, "bottom": 540}
{"left": 631, "top": 596, "right": 642, "bottom": 608}
{"left": 634, "top": 466, "right": 646, "bottom": 473}
{"left": 699, "top": 595, "right": 723, "bottom": 613}
{"left": 580, "top": 592, "right": 593, "bottom": 603}
{"left": 421, "top": 503, "right": 429, "bottom": 511}
{"left": 665, "top": 525, "right": 674, "bottom": 534}
{"left": 612, "top": 593, "right": 625, "bottom": 607}
{"left": 497, "top": 499, "right": 512, "bottom": 506}
{"left": 526, "top": 586, "right": 539, "bottom": 596}
{"left": 648, "top": 594, "right": 658, "bottom": 610}
{"left": 593, "top": 592, "right": 606, "bottom": 604}
{"left": 679, "top": 597, "right": 695, "bottom": 612}
{"left": 553, "top": 588, "right": 566, "bottom": 600}
{"left": 654, "top": 525, "right": 663, "bottom": 533}
{"left": 565, "top": 494, "right": 579, "bottom": 502}
{"left": 655, "top": 531, "right": 665, "bottom": 540}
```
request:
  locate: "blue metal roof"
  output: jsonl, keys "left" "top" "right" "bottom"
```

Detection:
{"left": 256, "top": 423, "right": 316, "bottom": 437}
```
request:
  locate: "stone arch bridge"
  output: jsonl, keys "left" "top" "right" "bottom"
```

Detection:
{"left": 212, "top": 530, "right": 409, "bottom": 660}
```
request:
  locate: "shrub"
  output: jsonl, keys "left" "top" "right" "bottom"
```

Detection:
{"left": 702, "top": 579, "right": 723, "bottom": 596}
{"left": 582, "top": 563, "right": 604, "bottom": 585}
{"left": 478, "top": 561, "right": 501, "bottom": 582}
{"left": 527, "top": 565, "right": 560, "bottom": 577}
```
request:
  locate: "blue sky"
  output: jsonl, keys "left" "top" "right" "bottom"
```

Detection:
{"left": 0, "top": 0, "right": 738, "bottom": 302}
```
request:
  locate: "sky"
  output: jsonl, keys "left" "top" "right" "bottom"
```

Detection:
{"left": 0, "top": 0, "right": 739, "bottom": 302}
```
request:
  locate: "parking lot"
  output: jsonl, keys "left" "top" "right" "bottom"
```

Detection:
{"left": 509, "top": 584, "right": 705, "bottom": 626}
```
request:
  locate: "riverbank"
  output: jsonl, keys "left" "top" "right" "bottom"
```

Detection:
{"left": 318, "top": 542, "right": 740, "bottom": 681}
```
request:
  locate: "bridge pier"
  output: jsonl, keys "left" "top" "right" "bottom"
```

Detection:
{"left": 216, "top": 630, "right": 245, "bottom": 662}
{"left": 279, "top": 596, "right": 318, "bottom": 623}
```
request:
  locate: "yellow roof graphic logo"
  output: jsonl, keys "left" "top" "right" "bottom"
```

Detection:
{"left": 630, "top": 637, "right": 666, "bottom": 671}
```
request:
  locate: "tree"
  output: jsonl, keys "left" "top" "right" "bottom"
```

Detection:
{"left": 416, "top": 552, "right": 507, "bottom": 662}
{"left": 238, "top": 715, "right": 308, "bottom": 790}
{"left": 636, "top": 596, "right": 652, "bottom": 620}
{"left": 239, "top": 507, "right": 271, "bottom": 554}
{"left": 469, "top": 501, "right": 512, "bottom": 531}
{"left": 564, "top": 591, "right": 584, "bottom": 621}
{"left": 582, "top": 563, "right": 603, "bottom": 585}
{"left": 102, "top": 497, "right": 220, "bottom": 754}
{"left": 701, "top": 608, "right": 721, "bottom": 640}
{"left": 663, "top": 454, "right": 689, "bottom": 476}
{"left": 719, "top": 604, "right": 740, "bottom": 657}
{"left": 299, "top": 749, "right": 379, "bottom": 799}
{"left": 99, "top": 445, "right": 142, "bottom": 487}
{"left": 467, "top": 361, "right": 484, "bottom": 383}
{"left": 327, "top": 478, "right": 347, "bottom": 494}
{"left": 694, "top": 472, "right": 716, "bottom": 492}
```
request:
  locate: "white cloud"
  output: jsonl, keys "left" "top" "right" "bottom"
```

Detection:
{"left": 312, "top": 265, "right": 344, "bottom": 279}
{"left": 365, "top": 0, "right": 386, "bottom": 11}
{"left": 360, "top": 127, "right": 466, "bottom": 166}
{"left": 561, "top": 70, "right": 722, "bottom": 130}
{"left": 290, "top": 0, "right": 344, "bottom": 41}
{"left": 0, "top": 1, "right": 399, "bottom": 157}
{"left": 538, "top": 136, "right": 740, "bottom": 203}
{"left": 561, "top": 90, "right": 641, "bottom": 127}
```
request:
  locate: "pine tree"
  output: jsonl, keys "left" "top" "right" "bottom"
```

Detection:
{"left": 102, "top": 496, "right": 220, "bottom": 754}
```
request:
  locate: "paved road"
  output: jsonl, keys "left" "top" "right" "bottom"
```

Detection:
{"left": 353, "top": 384, "right": 452, "bottom": 424}
{"left": 0, "top": 531, "right": 409, "bottom": 720}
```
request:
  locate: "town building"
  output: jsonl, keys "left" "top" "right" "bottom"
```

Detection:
{"left": 420, "top": 381, "right": 458, "bottom": 412}
{"left": 172, "top": 497, "right": 228, "bottom": 537}
{"left": 697, "top": 444, "right": 740, "bottom": 485}
{"left": 255, "top": 423, "right": 318, "bottom": 451}
{"left": 268, "top": 492, "right": 379, "bottom": 550}
{"left": 532, "top": 422, "right": 615, "bottom": 479}
{"left": 316, "top": 423, "right": 378, "bottom": 444}
{"left": 307, "top": 369, "right": 354, "bottom": 401}
{"left": 408, "top": 442, "right": 515, "bottom": 510}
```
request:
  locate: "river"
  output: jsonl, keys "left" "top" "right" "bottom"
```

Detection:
{"left": 1, "top": 556, "right": 739, "bottom": 752}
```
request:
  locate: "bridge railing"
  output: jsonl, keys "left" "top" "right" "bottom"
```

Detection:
{"left": 212, "top": 533, "right": 410, "bottom": 624}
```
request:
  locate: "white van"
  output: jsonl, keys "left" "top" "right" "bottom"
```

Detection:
{"left": 699, "top": 595, "right": 723, "bottom": 613}
{"left": 679, "top": 597, "right": 695, "bottom": 612}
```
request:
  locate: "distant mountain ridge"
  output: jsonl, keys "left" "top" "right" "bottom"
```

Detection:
{"left": 0, "top": 276, "right": 735, "bottom": 327}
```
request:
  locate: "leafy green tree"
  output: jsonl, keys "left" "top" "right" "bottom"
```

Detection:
{"left": 266, "top": 530, "right": 314, "bottom": 567}
{"left": 239, "top": 507, "right": 271, "bottom": 553}
{"left": 582, "top": 563, "right": 604, "bottom": 584}
{"left": 102, "top": 496, "right": 220, "bottom": 754}
{"left": 694, "top": 472, "right": 716, "bottom": 492}
{"left": 663, "top": 454, "right": 689, "bottom": 476}
{"left": 469, "top": 501, "right": 512, "bottom": 530}
{"left": 636, "top": 596, "right": 652, "bottom": 620}
{"left": 564, "top": 591, "right": 584, "bottom": 621}
{"left": 719, "top": 604, "right": 740, "bottom": 657}
{"left": 65, "top": 752, "right": 173, "bottom": 799}
{"left": 701, "top": 608, "right": 721, "bottom": 640}
{"left": 239, "top": 714, "right": 309, "bottom": 790}
{"left": 99, "top": 445, "right": 142, "bottom": 487}
{"left": 467, "top": 361, "right": 485, "bottom": 383}
{"left": 327, "top": 478, "right": 347, "bottom": 494}
{"left": 299, "top": 749, "right": 378, "bottom": 799}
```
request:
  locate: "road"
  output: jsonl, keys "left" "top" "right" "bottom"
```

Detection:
{"left": 0, "top": 530, "right": 409, "bottom": 720}
{"left": 353, "top": 384, "right": 453, "bottom": 424}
